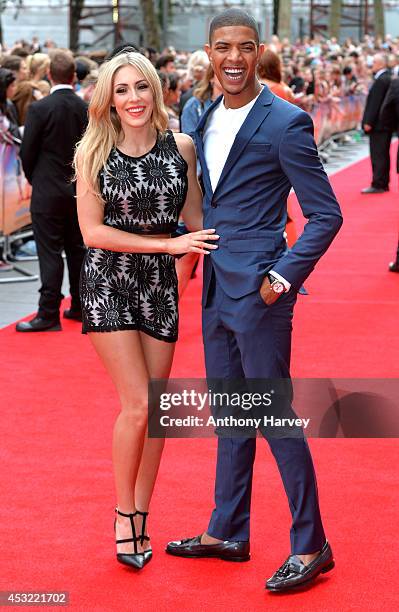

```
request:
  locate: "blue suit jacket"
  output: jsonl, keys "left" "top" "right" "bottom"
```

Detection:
{"left": 194, "top": 86, "right": 343, "bottom": 299}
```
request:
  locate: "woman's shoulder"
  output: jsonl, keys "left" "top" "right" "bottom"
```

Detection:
{"left": 170, "top": 132, "right": 195, "bottom": 165}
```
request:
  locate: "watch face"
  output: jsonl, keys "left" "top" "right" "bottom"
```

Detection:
{"left": 272, "top": 281, "right": 285, "bottom": 294}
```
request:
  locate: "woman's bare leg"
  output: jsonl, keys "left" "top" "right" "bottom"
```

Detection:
{"left": 175, "top": 252, "right": 200, "bottom": 297}
{"left": 135, "top": 332, "right": 175, "bottom": 517}
{"left": 89, "top": 330, "right": 150, "bottom": 553}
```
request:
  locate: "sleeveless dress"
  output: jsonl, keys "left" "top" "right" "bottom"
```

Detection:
{"left": 80, "top": 130, "right": 188, "bottom": 342}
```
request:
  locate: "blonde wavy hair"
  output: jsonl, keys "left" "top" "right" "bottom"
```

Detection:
{"left": 74, "top": 52, "right": 168, "bottom": 199}
{"left": 27, "top": 53, "right": 51, "bottom": 80}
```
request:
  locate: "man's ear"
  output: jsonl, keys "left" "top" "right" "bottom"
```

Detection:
{"left": 205, "top": 44, "right": 212, "bottom": 62}
{"left": 258, "top": 43, "right": 265, "bottom": 59}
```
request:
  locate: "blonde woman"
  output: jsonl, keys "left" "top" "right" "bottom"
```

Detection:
{"left": 74, "top": 51, "right": 218, "bottom": 570}
{"left": 181, "top": 65, "right": 222, "bottom": 138}
{"left": 27, "top": 53, "right": 51, "bottom": 82}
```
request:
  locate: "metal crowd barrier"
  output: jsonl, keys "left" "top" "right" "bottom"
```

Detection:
{"left": 0, "top": 139, "right": 38, "bottom": 284}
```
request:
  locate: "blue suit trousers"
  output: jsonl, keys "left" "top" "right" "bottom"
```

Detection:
{"left": 203, "top": 269, "right": 326, "bottom": 554}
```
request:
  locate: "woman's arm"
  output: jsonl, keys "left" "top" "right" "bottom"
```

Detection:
{"left": 173, "top": 132, "right": 204, "bottom": 231}
{"left": 76, "top": 157, "right": 216, "bottom": 256}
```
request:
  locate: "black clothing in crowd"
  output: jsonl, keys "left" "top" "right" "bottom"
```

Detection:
{"left": 20, "top": 87, "right": 88, "bottom": 323}
{"left": 362, "top": 69, "right": 392, "bottom": 191}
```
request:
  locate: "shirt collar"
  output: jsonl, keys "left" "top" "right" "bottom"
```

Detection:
{"left": 374, "top": 68, "right": 388, "bottom": 80}
{"left": 50, "top": 84, "right": 74, "bottom": 94}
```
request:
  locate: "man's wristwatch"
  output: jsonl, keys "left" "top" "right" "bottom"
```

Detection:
{"left": 267, "top": 273, "right": 285, "bottom": 295}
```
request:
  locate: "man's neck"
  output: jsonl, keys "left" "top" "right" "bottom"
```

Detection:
{"left": 223, "top": 80, "right": 262, "bottom": 109}
{"left": 50, "top": 81, "right": 73, "bottom": 88}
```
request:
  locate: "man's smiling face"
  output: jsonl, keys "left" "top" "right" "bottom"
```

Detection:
{"left": 205, "top": 25, "right": 264, "bottom": 105}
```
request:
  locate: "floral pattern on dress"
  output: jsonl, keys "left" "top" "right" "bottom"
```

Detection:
{"left": 80, "top": 131, "right": 184, "bottom": 341}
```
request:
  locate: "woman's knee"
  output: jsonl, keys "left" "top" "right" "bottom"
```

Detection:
{"left": 119, "top": 400, "right": 148, "bottom": 427}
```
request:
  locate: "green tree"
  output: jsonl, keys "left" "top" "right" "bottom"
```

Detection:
{"left": 373, "top": 0, "right": 385, "bottom": 38}
{"left": 329, "top": 0, "right": 342, "bottom": 40}
{"left": 140, "top": 0, "right": 160, "bottom": 49}
{"left": 277, "top": 0, "right": 291, "bottom": 40}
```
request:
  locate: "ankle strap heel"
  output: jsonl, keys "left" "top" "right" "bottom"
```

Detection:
{"left": 136, "top": 510, "right": 150, "bottom": 547}
{"left": 114, "top": 508, "right": 152, "bottom": 570}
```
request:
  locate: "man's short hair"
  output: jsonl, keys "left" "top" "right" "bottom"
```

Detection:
{"left": 1, "top": 55, "right": 23, "bottom": 72}
{"left": 209, "top": 8, "right": 259, "bottom": 45}
{"left": 155, "top": 54, "right": 175, "bottom": 70}
{"left": 49, "top": 50, "right": 75, "bottom": 84}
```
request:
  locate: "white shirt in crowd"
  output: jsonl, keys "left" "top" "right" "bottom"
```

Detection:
{"left": 49, "top": 84, "right": 74, "bottom": 94}
{"left": 203, "top": 93, "right": 291, "bottom": 292}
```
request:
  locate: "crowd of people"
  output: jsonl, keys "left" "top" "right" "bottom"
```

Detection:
{"left": 3, "top": 29, "right": 399, "bottom": 135}
{"left": 1, "top": 30, "right": 399, "bottom": 268}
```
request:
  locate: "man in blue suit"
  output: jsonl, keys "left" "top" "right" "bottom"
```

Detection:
{"left": 166, "top": 9, "right": 343, "bottom": 591}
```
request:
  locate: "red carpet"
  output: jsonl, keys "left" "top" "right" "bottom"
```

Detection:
{"left": 1, "top": 151, "right": 399, "bottom": 610}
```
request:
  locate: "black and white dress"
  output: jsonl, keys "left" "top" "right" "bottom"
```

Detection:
{"left": 80, "top": 130, "right": 188, "bottom": 342}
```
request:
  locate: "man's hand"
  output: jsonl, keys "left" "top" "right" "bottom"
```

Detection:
{"left": 363, "top": 124, "right": 372, "bottom": 133}
{"left": 259, "top": 276, "right": 282, "bottom": 306}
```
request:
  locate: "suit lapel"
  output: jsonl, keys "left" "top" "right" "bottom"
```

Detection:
{"left": 214, "top": 86, "right": 274, "bottom": 196}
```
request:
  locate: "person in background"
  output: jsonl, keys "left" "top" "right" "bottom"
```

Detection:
{"left": 74, "top": 58, "right": 91, "bottom": 91}
{"left": 0, "top": 55, "right": 29, "bottom": 83}
{"left": 288, "top": 65, "right": 305, "bottom": 93}
{"left": 181, "top": 64, "right": 222, "bottom": 137}
{"left": 35, "top": 79, "right": 51, "bottom": 97}
{"left": 179, "top": 49, "right": 210, "bottom": 114}
{"left": 12, "top": 80, "right": 43, "bottom": 127}
{"left": 361, "top": 53, "right": 392, "bottom": 194}
{"left": 257, "top": 50, "right": 306, "bottom": 291}
{"left": 0, "top": 67, "right": 20, "bottom": 138}
{"left": 258, "top": 49, "right": 295, "bottom": 103}
{"left": 27, "top": 53, "right": 51, "bottom": 83}
{"left": 31, "top": 36, "right": 41, "bottom": 54}
{"left": 155, "top": 54, "right": 175, "bottom": 74}
{"left": 342, "top": 65, "right": 359, "bottom": 95}
{"left": 380, "top": 76, "right": 399, "bottom": 271}
{"left": 0, "top": 68, "right": 22, "bottom": 270}
{"left": 16, "top": 50, "right": 88, "bottom": 332}
{"left": 329, "top": 65, "right": 344, "bottom": 98}
{"left": 76, "top": 70, "right": 98, "bottom": 103}
{"left": 163, "top": 72, "right": 181, "bottom": 132}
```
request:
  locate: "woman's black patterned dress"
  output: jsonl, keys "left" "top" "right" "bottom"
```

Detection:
{"left": 80, "top": 130, "right": 188, "bottom": 342}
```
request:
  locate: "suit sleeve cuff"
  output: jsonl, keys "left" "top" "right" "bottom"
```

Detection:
{"left": 269, "top": 270, "right": 291, "bottom": 293}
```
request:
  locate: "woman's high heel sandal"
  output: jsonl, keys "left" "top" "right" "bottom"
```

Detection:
{"left": 136, "top": 510, "right": 152, "bottom": 565}
{"left": 114, "top": 508, "right": 152, "bottom": 570}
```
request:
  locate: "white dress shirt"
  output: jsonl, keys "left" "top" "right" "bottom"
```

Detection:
{"left": 203, "top": 94, "right": 291, "bottom": 292}
{"left": 204, "top": 94, "right": 260, "bottom": 191}
{"left": 50, "top": 84, "right": 74, "bottom": 94}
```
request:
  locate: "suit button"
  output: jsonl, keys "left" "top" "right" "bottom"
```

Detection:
{"left": 211, "top": 201, "right": 217, "bottom": 208}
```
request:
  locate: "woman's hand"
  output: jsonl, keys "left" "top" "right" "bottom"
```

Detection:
{"left": 167, "top": 229, "right": 219, "bottom": 256}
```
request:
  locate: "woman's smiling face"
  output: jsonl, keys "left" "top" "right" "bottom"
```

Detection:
{"left": 112, "top": 64, "right": 154, "bottom": 129}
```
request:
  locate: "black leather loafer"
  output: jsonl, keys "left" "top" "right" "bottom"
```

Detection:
{"left": 266, "top": 540, "right": 334, "bottom": 591}
{"left": 16, "top": 316, "right": 61, "bottom": 332}
{"left": 63, "top": 308, "right": 82, "bottom": 321}
{"left": 166, "top": 535, "right": 250, "bottom": 561}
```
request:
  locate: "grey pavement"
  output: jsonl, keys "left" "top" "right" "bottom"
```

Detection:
{"left": 0, "top": 134, "right": 370, "bottom": 329}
